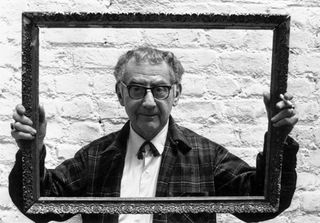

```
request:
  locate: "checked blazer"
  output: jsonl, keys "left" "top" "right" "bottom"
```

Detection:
{"left": 9, "top": 116, "right": 298, "bottom": 223}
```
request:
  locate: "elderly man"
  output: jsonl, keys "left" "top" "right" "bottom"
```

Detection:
{"left": 9, "top": 47, "right": 299, "bottom": 223}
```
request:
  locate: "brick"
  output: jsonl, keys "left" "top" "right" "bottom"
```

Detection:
{"left": 206, "top": 76, "right": 241, "bottom": 96}
{"left": 290, "top": 28, "right": 315, "bottom": 49}
{"left": 238, "top": 123, "right": 267, "bottom": 147}
{"left": 45, "top": 121, "right": 66, "bottom": 140}
{"left": 0, "top": 143, "right": 19, "bottom": 164}
{"left": 0, "top": 45, "right": 20, "bottom": 68}
{"left": 71, "top": 48, "right": 123, "bottom": 69}
{"left": 289, "top": 53, "right": 320, "bottom": 76}
{"left": 92, "top": 71, "right": 116, "bottom": 95}
{"left": 96, "top": 98, "right": 127, "bottom": 120}
{"left": 295, "top": 100, "right": 320, "bottom": 121}
{"left": 172, "top": 100, "right": 224, "bottom": 123}
{"left": 223, "top": 99, "right": 266, "bottom": 123}
{"left": 198, "top": 124, "right": 241, "bottom": 147}
{"left": 287, "top": 78, "right": 316, "bottom": 97}
{"left": 59, "top": 96, "right": 94, "bottom": 120}
{"left": 55, "top": 73, "right": 92, "bottom": 95}
{"left": 309, "top": 149, "right": 320, "bottom": 168}
{"left": 301, "top": 191, "right": 320, "bottom": 212}
{"left": 181, "top": 75, "right": 207, "bottom": 97}
{"left": 56, "top": 143, "right": 81, "bottom": 161}
{"left": 296, "top": 172, "right": 320, "bottom": 191}
{"left": 219, "top": 51, "right": 271, "bottom": 76}
{"left": 227, "top": 146, "right": 260, "bottom": 167}
{"left": 172, "top": 48, "right": 219, "bottom": 74}
{"left": 67, "top": 121, "right": 102, "bottom": 144}
{"left": 292, "top": 215, "right": 320, "bottom": 223}
{"left": 0, "top": 210, "right": 33, "bottom": 223}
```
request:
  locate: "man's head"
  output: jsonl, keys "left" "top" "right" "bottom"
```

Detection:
{"left": 114, "top": 47, "right": 184, "bottom": 140}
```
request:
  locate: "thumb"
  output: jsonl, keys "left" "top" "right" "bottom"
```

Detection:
{"left": 39, "top": 104, "right": 46, "bottom": 124}
{"left": 263, "top": 92, "right": 271, "bottom": 120}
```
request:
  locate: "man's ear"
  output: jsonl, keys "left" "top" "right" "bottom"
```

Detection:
{"left": 173, "top": 83, "right": 182, "bottom": 106}
{"left": 116, "top": 83, "right": 125, "bottom": 106}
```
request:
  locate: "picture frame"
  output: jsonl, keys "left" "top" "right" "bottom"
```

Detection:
{"left": 21, "top": 12, "right": 290, "bottom": 215}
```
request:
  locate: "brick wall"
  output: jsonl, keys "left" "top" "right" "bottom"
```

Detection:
{"left": 0, "top": 0, "right": 319, "bottom": 222}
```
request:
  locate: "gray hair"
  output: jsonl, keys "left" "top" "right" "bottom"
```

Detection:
{"left": 114, "top": 46, "right": 184, "bottom": 83}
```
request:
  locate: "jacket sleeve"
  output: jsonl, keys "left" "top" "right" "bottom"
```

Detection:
{"left": 8, "top": 145, "right": 86, "bottom": 222}
{"left": 234, "top": 135, "right": 299, "bottom": 222}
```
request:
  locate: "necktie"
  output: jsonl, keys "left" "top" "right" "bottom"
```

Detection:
{"left": 137, "top": 141, "right": 160, "bottom": 160}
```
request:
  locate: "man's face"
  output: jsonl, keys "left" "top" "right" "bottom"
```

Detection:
{"left": 117, "top": 59, "right": 181, "bottom": 140}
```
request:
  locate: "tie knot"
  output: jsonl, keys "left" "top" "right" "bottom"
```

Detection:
{"left": 137, "top": 141, "right": 160, "bottom": 160}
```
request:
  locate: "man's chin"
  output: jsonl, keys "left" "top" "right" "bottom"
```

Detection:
{"left": 137, "top": 124, "right": 162, "bottom": 140}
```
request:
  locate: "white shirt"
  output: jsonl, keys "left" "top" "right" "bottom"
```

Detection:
{"left": 119, "top": 122, "right": 169, "bottom": 223}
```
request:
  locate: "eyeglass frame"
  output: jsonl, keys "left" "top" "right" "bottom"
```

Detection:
{"left": 119, "top": 81, "right": 176, "bottom": 100}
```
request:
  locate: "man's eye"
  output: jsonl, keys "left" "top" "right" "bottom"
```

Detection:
{"left": 131, "top": 86, "right": 144, "bottom": 92}
{"left": 154, "top": 86, "right": 167, "bottom": 93}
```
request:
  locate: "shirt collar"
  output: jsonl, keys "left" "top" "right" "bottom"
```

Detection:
{"left": 104, "top": 116, "right": 191, "bottom": 154}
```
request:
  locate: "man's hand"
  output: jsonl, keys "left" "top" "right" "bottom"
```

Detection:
{"left": 11, "top": 104, "right": 47, "bottom": 151}
{"left": 263, "top": 92, "right": 299, "bottom": 137}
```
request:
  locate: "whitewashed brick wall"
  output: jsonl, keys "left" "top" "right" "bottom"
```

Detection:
{"left": 0, "top": 0, "right": 319, "bottom": 222}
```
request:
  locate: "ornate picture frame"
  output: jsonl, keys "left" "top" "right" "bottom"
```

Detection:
{"left": 21, "top": 12, "right": 290, "bottom": 215}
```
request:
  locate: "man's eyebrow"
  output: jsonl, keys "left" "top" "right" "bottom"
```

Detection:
{"left": 127, "top": 81, "right": 170, "bottom": 86}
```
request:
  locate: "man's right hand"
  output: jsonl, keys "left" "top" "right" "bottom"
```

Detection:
{"left": 11, "top": 104, "right": 47, "bottom": 151}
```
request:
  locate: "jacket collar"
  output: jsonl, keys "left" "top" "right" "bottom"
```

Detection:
{"left": 103, "top": 116, "right": 192, "bottom": 154}
{"left": 167, "top": 116, "right": 192, "bottom": 154}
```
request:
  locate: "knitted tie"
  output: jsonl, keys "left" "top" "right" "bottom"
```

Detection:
{"left": 137, "top": 141, "right": 160, "bottom": 160}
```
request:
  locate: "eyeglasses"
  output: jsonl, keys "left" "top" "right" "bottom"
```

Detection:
{"left": 120, "top": 81, "right": 174, "bottom": 100}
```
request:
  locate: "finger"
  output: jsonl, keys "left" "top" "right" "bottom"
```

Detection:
{"left": 11, "top": 130, "right": 35, "bottom": 140}
{"left": 272, "top": 116, "right": 299, "bottom": 128}
{"left": 39, "top": 104, "right": 46, "bottom": 124}
{"left": 15, "top": 104, "right": 26, "bottom": 116}
{"left": 12, "top": 111, "right": 33, "bottom": 126}
{"left": 13, "top": 122, "right": 37, "bottom": 135}
{"left": 278, "top": 94, "right": 294, "bottom": 109}
{"left": 263, "top": 92, "right": 270, "bottom": 109}
{"left": 283, "top": 92, "right": 293, "bottom": 100}
{"left": 271, "top": 108, "right": 296, "bottom": 123}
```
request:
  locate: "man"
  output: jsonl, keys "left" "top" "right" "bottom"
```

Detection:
{"left": 9, "top": 46, "right": 299, "bottom": 223}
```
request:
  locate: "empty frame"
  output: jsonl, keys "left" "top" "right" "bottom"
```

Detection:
{"left": 21, "top": 12, "right": 290, "bottom": 215}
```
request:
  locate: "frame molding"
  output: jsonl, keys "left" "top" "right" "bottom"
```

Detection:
{"left": 21, "top": 12, "right": 290, "bottom": 214}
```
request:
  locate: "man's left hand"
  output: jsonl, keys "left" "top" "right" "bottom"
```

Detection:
{"left": 263, "top": 92, "right": 299, "bottom": 137}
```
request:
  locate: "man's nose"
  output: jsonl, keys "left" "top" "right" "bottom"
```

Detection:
{"left": 142, "top": 89, "right": 156, "bottom": 108}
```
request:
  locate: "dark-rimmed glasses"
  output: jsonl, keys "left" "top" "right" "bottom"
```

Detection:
{"left": 120, "top": 81, "right": 174, "bottom": 100}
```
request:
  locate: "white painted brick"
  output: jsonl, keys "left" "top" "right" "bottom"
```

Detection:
{"left": 0, "top": 210, "right": 34, "bottom": 223}
{"left": 295, "top": 100, "right": 320, "bottom": 121}
{"left": 309, "top": 149, "right": 320, "bottom": 168}
{"left": 56, "top": 143, "right": 81, "bottom": 161}
{"left": 0, "top": 143, "right": 19, "bottom": 164}
{"left": 181, "top": 76, "right": 207, "bottom": 97}
{"left": 206, "top": 76, "right": 241, "bottom": 96}
{"left": 67, "top": 121, "right": 102, "bottom": 144}
{"left": 96, "top": 98, "right": 127, "bottom": 120}
{"left": 301, "top": 191, "right": 320, "bottom": 212}
{"left": 45, "top": 122, "right": 66, "bottom": 140}
{"left": 287, "top": 77, "right": 316, "bottom": 97}
{"left": 289, "top": 53, "right": 320, "bottom": 76}
{"left": 219, "top": 51, "right": 271, "bottom": 76}
{"left": 92, "top": 72, "right": 116, "bottom": 95}
{"left": 296, "top": 172, "right": 320, "bottom": 191}
{"left": 172, "top": 100, "right": 224, "bottom": 123}
{"left": 0, "top": 1, "right": 319, "bottom": 222}
{"left": 59, "top": 96, "right": 95, "bottom": 120}
{"left": 292, "top": 215, "right": 320, "bottom": 223}
{"left": 55, "top": 74, "right": 92, "bottom": 95}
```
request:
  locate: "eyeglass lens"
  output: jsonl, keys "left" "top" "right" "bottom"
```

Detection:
{"left": 128, "top": 85, "right": 170, "bottom": 99}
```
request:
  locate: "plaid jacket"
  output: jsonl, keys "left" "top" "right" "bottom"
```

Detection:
{"left": 9, "top": 116, "right": 298, "bottom": 223}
